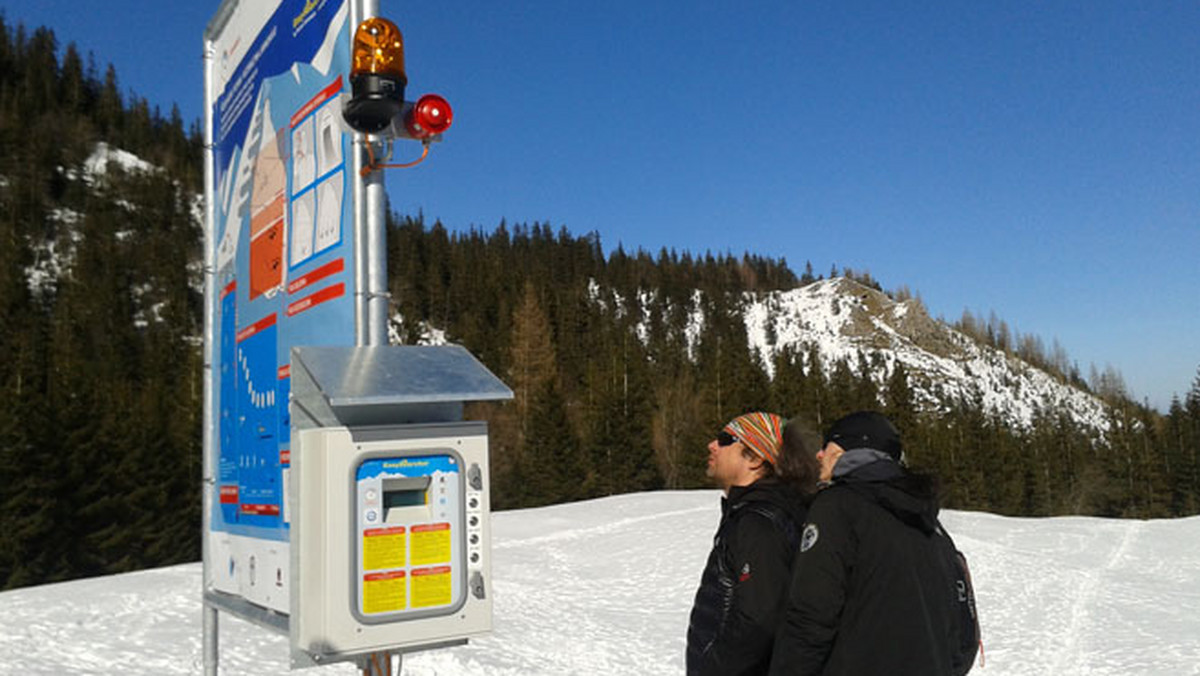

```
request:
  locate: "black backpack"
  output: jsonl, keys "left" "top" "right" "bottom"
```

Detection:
{"left": 839, "top": 478, "right": 982, "bottom": 673}
{"left": 935, "top": 520, "right": 982, "bottom": 676}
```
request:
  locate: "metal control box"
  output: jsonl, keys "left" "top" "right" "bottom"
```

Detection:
{"left": 292, "top": 423, "right": 492, "bottom": 664}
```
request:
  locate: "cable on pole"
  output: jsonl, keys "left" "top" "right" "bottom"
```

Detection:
{"left": 361, "top": 134, "right": 430, "bottom": 176}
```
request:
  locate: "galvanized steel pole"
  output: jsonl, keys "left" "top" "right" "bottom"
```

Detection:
{"left": 201, "top": 26, "right": 219, "bottom": 676}
{"left": 352, "top": 0, "right": 389, "bottom": 346}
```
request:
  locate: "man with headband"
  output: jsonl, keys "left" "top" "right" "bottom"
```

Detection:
{"left": 686, "top": 411, "right": 812, "bottom": 676}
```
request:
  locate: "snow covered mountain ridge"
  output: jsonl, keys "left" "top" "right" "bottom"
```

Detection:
{"left": 741, "top": 277, "right": 1110, "bottom": 431}
{"left": 585, "top": 275, "right": 1109, "bottom": 433}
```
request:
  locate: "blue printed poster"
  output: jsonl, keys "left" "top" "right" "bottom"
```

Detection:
{"left": 209, "top": 0, "right": 355, "bottom": 542}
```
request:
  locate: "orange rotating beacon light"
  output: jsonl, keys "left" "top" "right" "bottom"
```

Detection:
{"left": 343, "top": 17, "right": 407, "bottom": 134}
{"left": 342, "top": 17, "right": 454, "bottom": 144}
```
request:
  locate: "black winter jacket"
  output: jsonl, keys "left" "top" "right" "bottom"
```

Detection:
{"left": 769, "top": 459, "right": 958, "bottom": 676}
{"left": 687, "top": 480, "right": 809, "bottom": 676}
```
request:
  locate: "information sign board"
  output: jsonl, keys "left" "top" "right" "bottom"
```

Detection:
{"left": 206, "top": 0, "right": 354, "bottom": 613}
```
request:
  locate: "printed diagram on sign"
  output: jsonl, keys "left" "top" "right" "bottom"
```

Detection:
{"left": 290, "top": 88, "right": 345, "bottom": 269}
{"left": 316, "top": 174, "right": 343, "bottom": 251}
{"left": 239, "top": 345, "right": 277, "bottom": 411}
{"left": 249, "top": 102, "right": 288, "bottom": 301}
{"left": 292, "top": 115, "right": 316, "bottom": 189}
{"left": 291, "top": 190, "right": 315, "bottom": 265}
{"left": 316, "top": 104, "right": 342, "bottom": 175}
{"left": 229, "top": 315, "right": 284, "bottom": 524}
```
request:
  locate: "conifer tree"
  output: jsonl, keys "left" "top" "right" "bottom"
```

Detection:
{"left": 583, "top": 330, "right": 660, "bottom": 497}
{"left": 651, "top": 367, "right": 707, "bottom": 489}
{"left": 853, "top": 351, "right": 880, "bottom": 410}
{"left": 519, "top": 379, "right": 585, "bottom": 506}
{"left": 826, "top": 357, "right": 857, "bottom": 421}
{"left": 501, "top": 281, "right": 562, "bottom": 506}
{"left": 1164, "top": 398, "right": 1195, "bottom": 514}
{"left": 769, "top": 346, "right": 806, "bottom": 419}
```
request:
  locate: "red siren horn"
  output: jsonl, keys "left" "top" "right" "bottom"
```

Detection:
{"left": 405, "top": 94, "right": 453, "bottom": 139}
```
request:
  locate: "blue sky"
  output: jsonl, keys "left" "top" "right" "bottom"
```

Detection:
{"left": 3, "top": 1, "right": 1197, "bottom": 410}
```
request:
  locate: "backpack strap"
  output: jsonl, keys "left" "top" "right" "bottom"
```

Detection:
{"left": 936, "top": 518, "right": 984, "bottom": 673}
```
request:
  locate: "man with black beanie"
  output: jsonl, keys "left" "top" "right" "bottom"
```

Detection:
{"left": 769, "top": 411, "right": 969, "bottom": 675}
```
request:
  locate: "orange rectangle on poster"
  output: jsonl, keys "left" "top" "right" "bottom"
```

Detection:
{"left": 240, "top": 503, "right": 280, "bottom": 516}
{"left": 236, "top": 313, "right": 277, "bottom": 343}
{"left": 250, "top": 195, "right": 286, "bottom": 237}
{"left": 287, "top": 257, "right": 344, "bottom": 295}
{"left": 249, "top": 220, "right": 283, "bottom": 299}
{"left": 286, "top": 282, "right": 345, "bottom": 317}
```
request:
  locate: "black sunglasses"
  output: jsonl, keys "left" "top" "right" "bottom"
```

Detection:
{"left": 716, "top": 431, "right": 739, "bottom": 447}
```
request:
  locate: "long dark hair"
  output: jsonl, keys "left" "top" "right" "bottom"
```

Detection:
{"left": 776, "top": 418, "right": 821, "bottom": 498}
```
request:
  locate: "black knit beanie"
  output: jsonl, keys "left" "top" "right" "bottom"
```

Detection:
{"left": 824, "top": 411, "right": 903, "bottom": 461}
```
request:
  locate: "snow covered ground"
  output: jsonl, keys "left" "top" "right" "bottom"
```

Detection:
{"left": 2, "top": 491, "right": 1198, "bottom": 675}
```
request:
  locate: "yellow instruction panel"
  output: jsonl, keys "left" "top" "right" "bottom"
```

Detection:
{"left": 411, "top": 523, "right": 452, "bottom": 565}
{"left": 355, "top": 453, "right": 465, "bottom": 618}
{"left": 362, "top": 570, "right": 407, "bottom": 614}
{"left": 411, "top": 565, "right": 453, "bottom": 608}
{"left": 362, "top": 526, "right": 406, "bottom": 570}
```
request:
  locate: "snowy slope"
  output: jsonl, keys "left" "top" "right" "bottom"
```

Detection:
{"left": 27, "top": 142, "right": 202, "bottom": 303}
{"left": 2, "top": 491, "right": 1198, "bottom": 675}
{"left": 742, "top": 278, "right": 1110, "bottom": 431}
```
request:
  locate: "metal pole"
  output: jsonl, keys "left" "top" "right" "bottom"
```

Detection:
{"left": 365, "top": 166, "right": 389, "bottom": 345}
{"left": 352, "top": 142, "right": 368, "bottom": 345}
{"left": 363, "top": 0, "right": 388, "bottom": 348}
{"left": 351, "top": 0, "right": 366, "bottom": 345}
{"left": 201, "top": 31, "right": 220, "bottom": 676}
{"left": 203, "top": 604, "right": 219, "bottom": 676}
{"left": 352, "top": 0, "right": 387, "bottom": 347}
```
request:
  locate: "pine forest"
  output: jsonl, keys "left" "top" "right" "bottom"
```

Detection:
{"left": 1, "top": 21, "right": 1198, "bottom": 590}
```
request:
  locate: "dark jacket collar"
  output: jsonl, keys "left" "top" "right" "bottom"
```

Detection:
{"left": 723, "top": 479, "right": 808, "bottom": 525}
{"left": 834, "top": 460, "right": 940, "bottom": 534}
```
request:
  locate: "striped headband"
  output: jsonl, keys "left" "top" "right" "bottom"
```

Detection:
{"left": 724, "top": 412, "right": 785, "bottom": 466}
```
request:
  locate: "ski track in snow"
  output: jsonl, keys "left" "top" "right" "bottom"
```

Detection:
{"left": 951, "top": 512, "right": 1200, "bottom": 676}
{"left": 1053, "top": 520, "right": 1141, "bottom": 674}
{"left": 2, "top": 492, "right": 1200, "bottom": 675}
